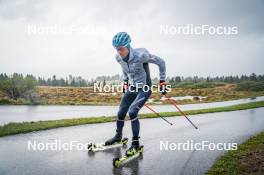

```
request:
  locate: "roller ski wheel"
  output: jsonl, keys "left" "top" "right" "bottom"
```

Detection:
{"left": 113, "top": 145, "right": 144, "bottom": 168}
{"left": 125, "top": 145, "right": 143, "bottom": 157}
{"left": 113, "top": 157, "right": 122, "bottom": 168}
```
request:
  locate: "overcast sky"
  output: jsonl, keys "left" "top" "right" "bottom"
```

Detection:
{"left": 0, "top": 0, "right": 263, "bottom": 80}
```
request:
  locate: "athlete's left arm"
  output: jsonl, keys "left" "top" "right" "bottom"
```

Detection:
{"left": 141, "top": 50, "right": 166, "bottom": 81}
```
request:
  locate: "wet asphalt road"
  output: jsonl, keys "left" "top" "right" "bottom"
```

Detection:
{"left": 0, "top": 108, "right": 264, "bottom": 175}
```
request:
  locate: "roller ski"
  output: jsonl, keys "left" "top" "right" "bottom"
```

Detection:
{"left": 113, "top": 137, "right": 143, "bottom": 168}
{"left": 88, "top": 131, "right": 128, "bottom": 152}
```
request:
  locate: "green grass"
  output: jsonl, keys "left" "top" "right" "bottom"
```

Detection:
{"left": 0, "top": 101, "right": 264, "bottom": 137}
{"left": 206, "top": 131, "right": 264, "bottom": 175}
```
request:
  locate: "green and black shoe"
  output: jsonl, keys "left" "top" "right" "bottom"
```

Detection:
{"left": 125, "top": 137, "right": 141, "bottom": 156}
{"left": 113, "top": 137, "right": 143, "bottom": 167}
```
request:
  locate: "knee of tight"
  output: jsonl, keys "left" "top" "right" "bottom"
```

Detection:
{"left": 128, "top": 110, "right": 138, "bottom": 120}
{"left": 117, "top": 110, "right": 126, "bottom": 120}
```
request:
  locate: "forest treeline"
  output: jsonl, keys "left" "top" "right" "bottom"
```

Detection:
{"left": 0, "top": 73, "right": 264, "bottom": 102}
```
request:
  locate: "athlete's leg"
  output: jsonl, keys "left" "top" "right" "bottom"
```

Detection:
{"left": 105, "top": 90, "right": 137, "bottom": 145}
{"left": 116, "top": 90, "right": 137, "bottom": 134}
{"left": 128, "top": 89, "right": 152, "bottom": 138}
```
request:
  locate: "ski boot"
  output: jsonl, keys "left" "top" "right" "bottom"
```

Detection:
{"left": 113, "top": 137, "right": 143, "bottom": 167}
{"left": 125, "top": 136, "right": 143, "bottom": 156}
{"left": 105, "top": 130, "right": 123, "bottom": 146}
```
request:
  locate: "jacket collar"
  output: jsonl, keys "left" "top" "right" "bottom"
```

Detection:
{"left": 119, "top": 47, "right": 134, "bottom": 63}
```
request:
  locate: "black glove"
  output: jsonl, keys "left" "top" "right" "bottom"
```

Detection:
{"left": 159, "top": 80, "right": 167, "bottom": 95}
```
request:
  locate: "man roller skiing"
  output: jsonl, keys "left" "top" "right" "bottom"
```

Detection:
{"left": 105, "top": 32, "right": 167, "bottom": 156}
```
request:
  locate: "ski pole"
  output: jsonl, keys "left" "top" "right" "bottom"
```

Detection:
{"left": 144, "top": 104, "right": 173, "bottom": 126}
{"left": 163, "top": 94, "right": 198, "bottom": 129}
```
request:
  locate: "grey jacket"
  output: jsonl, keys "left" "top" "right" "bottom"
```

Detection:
{"left": 115, "top": 47, "right": 166, "bottom": 87}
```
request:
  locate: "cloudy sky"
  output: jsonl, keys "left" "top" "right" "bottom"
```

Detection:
{"left": 0, "top": 0, "right": 263, "bottom": 80}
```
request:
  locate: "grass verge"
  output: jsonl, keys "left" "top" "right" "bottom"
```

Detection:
{"left": 206, "top": 131, "right": 264, "bottom": 175}
{"left": 0, "top": 101, "right": 264, "bottom": 137}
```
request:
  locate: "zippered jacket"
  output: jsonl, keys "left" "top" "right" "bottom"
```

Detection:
{"left": 115, "top": 47, "right": 166, "bottom": 87}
